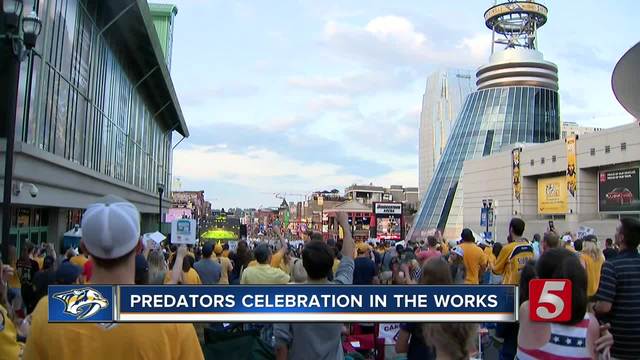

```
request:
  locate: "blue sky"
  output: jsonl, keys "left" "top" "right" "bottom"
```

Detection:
{"left": 164, "top": 0, "right": 638, "bottom": 209}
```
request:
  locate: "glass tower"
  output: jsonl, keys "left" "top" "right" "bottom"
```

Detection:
{"left": 409, "top": 1, "right": 559, "bottom": 240}
{"left": 419, "top": 69, "right": 475, "bottom": 201}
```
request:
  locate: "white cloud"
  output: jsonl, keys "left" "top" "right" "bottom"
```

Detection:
{"left": 173, "top": 146, "right": 368, "bottom": 192}
{"left": 262, "top": 115, "right": 307, "bottom": 132}
{"left": 307, "top": 95, "right": 353, "bottom": 112}
{"left": 372, "top": 168, "right": 418, "bottom": 188}
{"left": 288, "top": 70, "right": 411, "bottom": 95}
{"left": 457, "top": 32, "right": 492, "bottom": 64}
{"left": 364, "top": 16, "right": 427, "bottom": 51}
{"left": 322, "top": 15, "right": 488, "bottom": 69}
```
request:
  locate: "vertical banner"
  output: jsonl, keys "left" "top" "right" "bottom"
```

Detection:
{"left": 512, "top": 148, "right": 522, "bottom": 202}
{"left": 566, "top": 136, "right": 577, "bottom": 197}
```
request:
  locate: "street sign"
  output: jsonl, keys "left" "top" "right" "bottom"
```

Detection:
{"left": 488, "top": 208, "right": 494, "bottom": 227}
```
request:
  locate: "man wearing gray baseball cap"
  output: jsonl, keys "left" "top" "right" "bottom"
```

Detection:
{"left": 24, "top": 195, "right": 203, "bottom": 360}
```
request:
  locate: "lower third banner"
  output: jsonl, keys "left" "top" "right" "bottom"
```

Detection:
{"left": 48, "top": 285, "right": 517, "bottom": 323}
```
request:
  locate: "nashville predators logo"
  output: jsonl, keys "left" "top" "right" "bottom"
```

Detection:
{"left": 53, "top": 287, "right": 109, "bottom": 320}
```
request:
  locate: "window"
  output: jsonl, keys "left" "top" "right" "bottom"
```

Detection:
{"left": 605, "top": 145, "right": 611, "bottom": 154}
{"left": 621, "top": 142, "right": 627, "bottom": 151}
{"left": 590, "top": 148, "right": 596, "bottom": 156}
{"left": 541, "top": 157, "right": 545, "bottom": 164}
{"left": 482, "top": 130, "right": 494, "bottom": 156}
{"left": 530, "top": 159, "right": 535, "bottom": 166}
{"left": 552, "top": 155, "right": 557, "bottom": 162}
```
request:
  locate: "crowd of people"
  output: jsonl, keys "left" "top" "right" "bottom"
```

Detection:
{"left": 0, "top": 194, "right": 638, "bottom": 359}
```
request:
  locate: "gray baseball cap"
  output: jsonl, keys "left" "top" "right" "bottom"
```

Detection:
{"left": 81, "top": 195, "right": 140, "bottom": 259}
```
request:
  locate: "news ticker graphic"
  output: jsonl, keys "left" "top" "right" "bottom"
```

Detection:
{"left": 48, "top": 285, "right": 518, "bottom": 323}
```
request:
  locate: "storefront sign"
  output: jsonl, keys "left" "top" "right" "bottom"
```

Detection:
{"left": 374, "top": 203, "right": 402, "bottom": 214}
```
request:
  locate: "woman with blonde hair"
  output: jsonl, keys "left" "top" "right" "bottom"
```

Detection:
{"left": 579, "top": 235, "right": 605, "bottom": 298}
{"left": 290, "top": 258, "right": 307, "bottom": 284}
{"left": 147, "top": 249, "right": 168, "bottom": 285}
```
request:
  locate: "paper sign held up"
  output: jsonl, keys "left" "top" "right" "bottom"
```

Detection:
{"left": 171, "top": 219, "right": 197, "bottom": 245}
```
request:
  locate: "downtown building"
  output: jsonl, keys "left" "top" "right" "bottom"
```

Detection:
{"left": 561, "top": 121, "right": 603, "bottom": 138}
{"left": 418, "top": 69, "right": 475, "bottom": 200}
{"left": 409, "top": 1, "right": 560, "bottom": 240}
{"left": 0, "top": 1, "right": 187, "bottom": 252}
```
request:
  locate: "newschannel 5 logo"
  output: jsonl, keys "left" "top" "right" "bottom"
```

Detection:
{"left": 48, "top": 285, "right": 114, "bottom": 322}
{"left": 529, "top": 279, "right": 572, "bottom": 322}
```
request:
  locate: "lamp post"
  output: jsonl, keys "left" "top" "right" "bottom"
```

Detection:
{"left": 481, "top": 199, "right": 494, "bottom": 240}
{"left": 157, "top": 182, "right": 165, "bottom": 233}
{"left": 1, "top": 2, "right": 42, "bottom": 262}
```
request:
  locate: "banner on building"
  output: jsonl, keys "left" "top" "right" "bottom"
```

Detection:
{"left": 598, "top": 168, "right": 640, "bottom": 212}
{"left": 512, "top": 148, "right": 522, "bottom": 202}
{"left": 537, "top": 176, "right": 568, "bottom": 214}
{"left": 566, "top": 136, "right": 577, "bottom": 197}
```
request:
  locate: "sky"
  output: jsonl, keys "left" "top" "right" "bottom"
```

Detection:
{"left": 164, "top": 0, "right": 639, "bottom": 209}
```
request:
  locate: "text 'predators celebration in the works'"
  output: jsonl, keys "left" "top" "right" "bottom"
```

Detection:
{"left": 0, "top": 0, "right": 639, "bottom": 359}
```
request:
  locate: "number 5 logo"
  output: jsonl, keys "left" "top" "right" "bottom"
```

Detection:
{"left": 529, "top": 279, "right": 572, "bottom": 322}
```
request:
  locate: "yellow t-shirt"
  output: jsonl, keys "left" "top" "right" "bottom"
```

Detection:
{"left": 69, "top": 255, "right": 88, "bottom": 268}
{"left": 332, "top": 258, "right": 341, "bottom": 275}
{"left": 270, "top": 251, "right": 291, "bottom": 275}
{"left": 163, "top": 268, "right": 202, "bottom": 285}
{"left": 459, "top": 242, "right": 487, "bottom": 284}
{"left": 440, "top": 242, "right": 450, "bottom": 257}
{"left": 216, "top": 256, "right": 233, "bottom": 285}
{"left": 484, "top": 246, "right": 496, "bottom": 269}
{"left": 0, "top": 304, "right": 21, "bottom": 359}
{"left": 23, "top": 298, "right": 204, "bottom": 360}
{"left": 8, "top": 260, "right": 21, "bottom": 289}
{"left": 240, "top": 264, "right": 290, "bottom": 284}
{"left": 35, "top": 256, "right": 45, "bottom": 270}
{"left": 581, "top": 253, "right": 605, "bottom": 297}
{"left": 493, "top": 241, "right": 535, "bottom": 285}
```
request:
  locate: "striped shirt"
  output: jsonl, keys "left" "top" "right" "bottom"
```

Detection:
{"left": 516, "top": 315, "right": 591, "bottom": 360}
{"left": 595, "top": 249, "right": 640, "bottom": 360}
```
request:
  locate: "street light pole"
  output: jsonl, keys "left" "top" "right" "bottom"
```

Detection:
{"left": 157, "top": 182, "right": 164, "bottom": 233}
{"left": 1, "top": 3, "right": 42, "bottom": 262}
{"left": 0, "top": 34, "right": 21, "bottom": 263}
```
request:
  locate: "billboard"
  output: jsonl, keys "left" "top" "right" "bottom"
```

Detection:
{"left": 374, "top": 203, "right": 403, "bottom": 240}
{"left": 538, "top": 176, "right": 568, "bottom": 214}
{"left": 598, "top": 168, "right": 640, "bottom": 212}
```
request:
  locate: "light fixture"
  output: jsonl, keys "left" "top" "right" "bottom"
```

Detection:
{"left": 482, "top": 199, "right": 488, "bottom": 208}
{"left": 2, "top": 0, "right": 23, "bottom": 28}
{"left": 22, "top": 11, "right": 42, "bottom": 49}
{"left": 157, "top": 182, "right": 165, "bottom": 193}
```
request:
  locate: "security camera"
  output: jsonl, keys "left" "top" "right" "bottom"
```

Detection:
{"left": 28, "top": 184, "right": 38, "bottom": 198}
